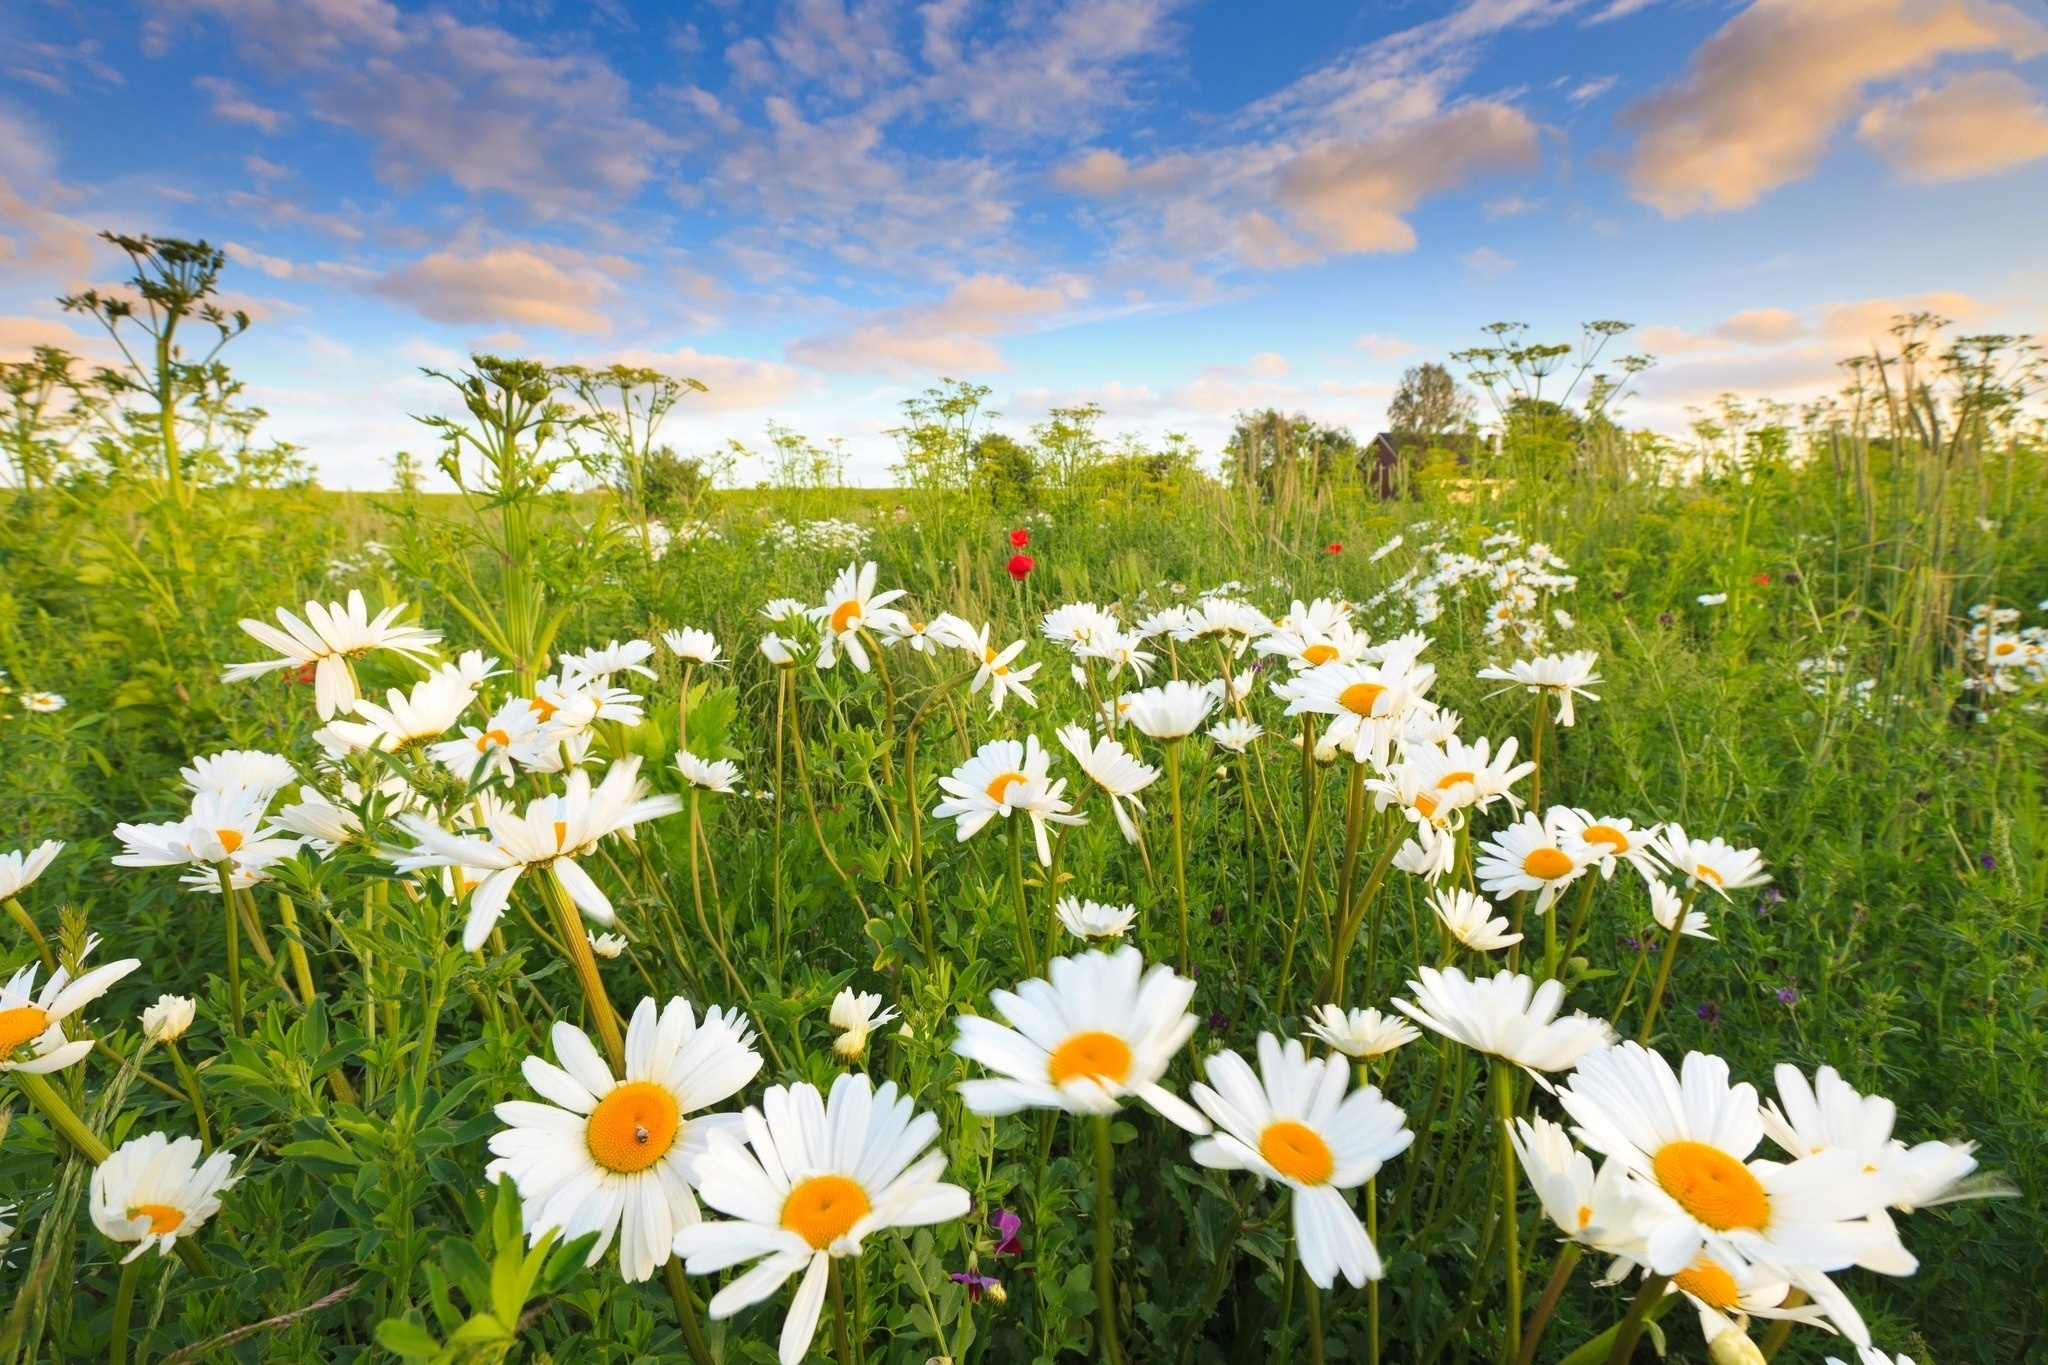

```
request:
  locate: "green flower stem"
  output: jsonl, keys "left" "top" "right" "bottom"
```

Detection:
{"left": 1494, "top": 1061, "right": 1522, "bottom": 1365}
{"left": 830, "top": 1256, "right": 854, "bottom": 1365}
{"left": 1304, "top": 1267, "right": 1325, "bottom": 1365}
{"left": 1635, "top": 885, "right": 1700, "bottom": 1043}
{"left": 1367, "top": 1177, "right": 1382, "bottom": 1365}
{"left": 1551, "top": 876, "right": 1599, "bottom": 981}
{"left": 1275, "top": 717, "right": 1324, "bottom": 1018}
{"left": 107, "top": 1256, "right": 142, "bottom": 1365}
{"left": 1601, "top": 1272, "right": 1670, "bottom": 1365}
{"left": 662, "top": 1258, "right": 714, "bottom": 1365}
{"left": 1528, "top": 692, "right": 1549, "bottom": 816}
{"left": 1006, "top": 815, "right": 1036, "bottom": 977}
{"left": 771, "top": 667, "right": 790, "bottom": 967}
{"left": 214, "top": 862, "right": 243, "bottom": 1037}
{"left": 1165, "top": 738, "right": 1191, "bottom": 974}
{"left": 537, "top": 869, "right": 626, "bottom": 1073}
{"left": 1516, "top": 1243, "right": 1583, "bottom": 1365}
{"left": 1092, "top": 1113, "right": 1124, "bottom": 1365}
{"left": 4, "top": 896, "right": 56, "bottom": 975}
{"left": 164, "top": 1039, "right": 212, "bottom": 1150}
{"left": 1757, "top": 1291, "right": 1807, "bottom": 1359}
{"left": 1317, "top": 823, "right": 1406, "bottom": 1008}
{"left": 274, "top": 891, "right": 320, "bottom": 1004}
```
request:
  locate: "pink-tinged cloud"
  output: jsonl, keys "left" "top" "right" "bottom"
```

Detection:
{"left": 787, "top": 273, "right": 1087, "bottom": 374}
{"left": 1859, "top": 70, "right": 2048, "bottom": 182}
{"left": 369, "top": 246, "right": 629, "bottom": 333}
{"left": 595, "top": 346, "right": 817, "bottom": 413}
{"left": 1623, "top": 0, "right": 2048, "bottom": 216}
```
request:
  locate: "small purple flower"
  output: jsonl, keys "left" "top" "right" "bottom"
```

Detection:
{"left": 1623, "top": 933, "right": 1644, "bottom": 952}
{"left": 1979, "top": 853, "right": 1997, "bottom": 870}
{"left": 951, "top": 1268, "right": 1002, "bottom": 1301}
{"left": 1695, "top": 1001, "right": 1720, "bottom": 1024}
{"left": 1658, "top": 612, "right": 1675, "bottom": 627}
{"left": 1776, "top": 984, "right": 1798, "bottom": 1007}
{"left": 1206, "top": 1011, "right": 1229, "bottom": 1031}
{"left": 989, "top": 1208, "right": 1022, "bottom": 1256}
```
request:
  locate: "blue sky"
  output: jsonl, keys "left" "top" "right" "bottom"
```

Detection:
{"left": 5, "top": 0, "right": 2047, "bottom": 485}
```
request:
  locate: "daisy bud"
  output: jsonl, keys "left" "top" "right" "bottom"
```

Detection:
{"left": 1708, "top": 1324, "right": 1766, "bottom": 1365}
{"left": 141, "top": 994, "right": 197, "bottom": 1044}
{"left": 587, "top": 931, "right": 628, "bottom": 959}
{"left": 830, "top": 988, "right": 898, "bottom": 1060}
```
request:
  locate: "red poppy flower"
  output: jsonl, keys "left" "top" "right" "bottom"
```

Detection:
{"left": 1326, "top": 542, "right": 1343, "bottom": 555}
{"left": 1006, "top": 553, "right": 1035, "bottom": 580}
{"left": 1753, "top": 572, "right": 1771, "bottom": 585}
{"left": 1009, "top": 527, "right": 1030, "bottom": 548}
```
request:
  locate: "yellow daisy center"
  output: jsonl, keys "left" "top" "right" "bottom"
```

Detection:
{"left": 530, "top": 696, "right": 559, "bottom": 722}
{"left": 478, "top": 729, "right": 512, "bottom": 751}
{"left": 985, "top": 772, "right": 1029, "bottom": 803}
{"left": 130, "top": 1203, "right": 186, "bottom": 1235}
{"left": 1994, "top": 640, "right": 2017, "bottom": 655}
{"left": 585, "top": 1081, "right": 681, "bottom": 1174}
{"left": 0, "top": 1005, "right": 51, "bottom": 1053}
{"left": 1047, "top": 1030, "right": 1132, "bottom": 1087}
{"left": 1582, "top": 824, "right": 1628, "bottom": 851}
{"left": 782, "top": 1174, "right": 872, "bottom": 1249}
{"left": 1523, "top": 847, "right": 1574, "bottom": 880}
{"left": 1574, "top": 1203, "right": 1594, "bottom": 1231}
{"left": 1436, "top": 770, "right": 1476, "bottom": 789}
{"left": 1258, "top": 1120, "right": 1335, "bottom": 1185}
{"left": 1301, "top": 643, "right": 1339, "bottom": 665}
{"left": 829, "top": 599, "right": 861, "bottom": 634}
{"left": 1695, "top": 863, "right": 1725, "bottom": 886}
{"left": 216, "top": 829, "right": 244, "bottom": 854}
{"left": 1672, "top": 1257, "right": 1742, "bottom": 1310}
{"left": 1652, "top": 1141, "right": 1769, "bottom": 1231}
{"left": 1338, "top": 681, "right": 1385, "bottom": 716}
{"left": 553, "top": 820, "right": 570, "bottom": 851}
{"left": 1413, "top": 791, "right": 1439, "bottom": 819}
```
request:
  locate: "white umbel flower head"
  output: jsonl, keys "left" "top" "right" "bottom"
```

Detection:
{"left": 487, "top": 997, "right": 763, "bottom": 1284}
{"left": 1303, "top": 1005, "right": 1420, "bottom": 1060}
{"left": 1055, "top": 897, "right": 1138, "bottom": 940}
{"left": 90, "top": 1132, "right": 236, "bottom": 1262}
{"left": 1476, "top": 650, "right": 1602, "bottom": 727}
{"left": 1123, "top": 679, "right": 1217, "bottom": 740}
{"left": 1394, "top": 967, "right": 1613, "bottom": 1079}
{"left": 0, "top": 840, "right": 62, "bottom": 899}
{"left": 828, "top": 989, "right": 898, "bottom": 1059}
{"left": 140, "top": 994, "right": 197, "bottom": 1043}
{"left": 810, "top": 561, "right": 908, "bottom": 672}
{"left": 675, "top": 749, "right": 741, "bottom": 794}
{"left": 1432, "top": 887, "right": 1522, "bottom": 953}
{"left": 222, "top": 589, "right": 442, "bottom": 719}
{"left": 1646, "top": 824, "right": 1769, "bottom": 899}
{"left": 1475, "top": 813, "right": 1593, "bottom": 912}
{"left": 663, "top": 628, "right": 723, "bottom": 666}
{"left": 930, "top": 736, "right": 1084, "bottom": 866}
{"left": 1055, "top": 724, "right": 1158, "bottom": 843}
{"left": 0, "top": 951, "right": 140, "bottom": 1073}
{"left": 1189, "top": 1033, "right": 1413, "bottom": 1288}
{"left": 674, "top": 1073, "right": 971, "bottom": 1365}
{"left": 952, "top": 946, "right": 1212, "bottom": 1133}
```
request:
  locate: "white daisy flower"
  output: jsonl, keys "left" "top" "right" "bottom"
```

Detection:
{"left": 761, "top": 597, "right": 810, "bottom": 624}
{"left": 140, "top": 994, "right": 196, "bottom": 1043}
{"left": 1432, "top": 888, "right": 1522, "bottom": 953}
{"left": 930, "top": 736, "right": 1084, "bottom": 866}
{"left": 952, "top": 946, "right": 1212, "bottom": 1133}
{"left": 674, "top": 1073, "right": 971, "bottom": 1365}
{"left": 675, "top": 749, "right": 741, "bottom": 794}
{"left": 1055, "top": 897, "right": 1138, "bottom": 940}
{"left": 1548, "top": 808, "right": 1662, "bottom": 880}
{"left": 1303, "top": 1005, "right": 1420, "bottom": 1060}
{"left": 810, "top": 561, "right": 908, "bottom": 672}
{"left": 1202, "top": 718, "right": 1259, "bottom": 755}
{"left": 760, "top": 633, "right": 803, "bottom": 667}
{"left": 315, "top": 655, "right": 488, "bottom": 754}
{"left": 1475, "top": 813, "right": 1593, "bottom": 912}
{"left": 1508, "top": 1115, "right": 1646, "bottom": 1257}
{"left": 179, "top": 750, "right": 298, "bottom": 799}
{"left": 90, "top": 1132, "right": 237, "bottom": 1262}
{"left": 1188, "top": 1033, "right": 1412, "bottom": 1287}
{"left": 1650, "top": 880, "right": 1714, "bottom": 940}
{"left": 1392, "top": 825, "right": 1459, "bottom": 882}
{"left": 828, "top": 989, "right": 898, "bottom": 1059}
{"left": 1761, "top": 1064, "right": 1988, "bottom": 1214}
{"left": 528, "top": 676, "right": 645, "bottom": 736}
{"left": 587, "top": 931, "right": 629, "bottom": 959}
{"left": 0, "top": 840, "right": 62, "bottom": 899}
{"left": 561, "top": 638, "right": 658, "bottom": 684}
{"left": 1076, "top": 628, "right": 1157, "bottom": 683}
{"left": 1055, "top": 725, "right": 1158, "bottom": 843}
{"left": 1827, "top": 1349, "right": 1917, "bottom": 1365}
{"left": 488, "top": 997, "right": 763, "bottom": 1283}
{"left": 1041, "top": 602, "right": 1123, "bottom": 650}
{"left": 1698, "top": 593, "right": 1728, "bottom": 606}
{"left": 663, "top": 628, "right": 723, "bottom": 666}
{"left": 113, "top": 787, "right": 301, "bottom": 874}
{"left": 1476, "top": 651, "right": 1602, "bottom": 727}
{"left": 22, "top": 692, "right": 64, "bottom": 713}
{"left": 1645, "top": 824, "right": 1769, "bottom": 899}
{"left": 0, "top": 951, "right": 140, "bottom": 1074}
{"left": 1394, "top": 967, "right": 1613, "bottom": 1078}
{"left": 223, "top": 589, "right": 442, "bottom": 719}
{"left": 1124, "top": 679, "right": 1218, "bottom": 740}
{"left": 1284, "top": 656, "right": 1436, "bottom": 765}
{"left": 969, "top": 627, "right": 1042, "bottom": 714}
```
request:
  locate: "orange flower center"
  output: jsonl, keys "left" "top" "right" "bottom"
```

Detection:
{"left": 584, "top": 1081, "right": 681, "bottom": 1174}
{"left": 0, "top": 1005, "right": 51, "bottom": 1053}
{"left": 216, "top": 829, "right": 244, "bottom": 855}
{"left": 1582, "top": 824, "right": 1628, "bottom": 851}
{"left": 1301, "top": 644, "right": 1339, "bottom": 665}
{"left": 1258, "top": 1120, "right": 1335, "bottom": 1185}
{"left": 553, "top": 820, "right": 570, "bottom": 850}
{"left": 1695, "top": 863, "right": 1725, "bottom": 886}
{"left": 1574, "top": 1203, "right": 1594, "bottom": 1231}
{"left": 1436, "top": 770, "right": 1476, "bottom": 789}
{"left": 1413, "top": 791, "right": 1439, "bottom": 819}
{"left": 1994, "top": 640, "right": 2017, "bottom": 655}
{"left": 1047, "top": 1030, "right": 1132, "bottom": 1087}
{"left": 985, "top": 772, "right": 1029, "bottom": 803}
{"left": 1653, "top": 1141, "right": 1769, "bottom": 1231}
{"left": 530, "top": 696, "right": 559, "bottom": 722}
{"left": 1523, "top": 847, "right": 1574, "bottom": 880}
{"left": 1672, "top": 1257, "right": 1742, "bottom": 1310}
{"left": 1338, "top": 681, "right": 1385, "bottom": 715}
{"left": 782, "top": 1174, "right": 872, "bottom": 1249}
{"left": 130, "top": 1203, "right": 186, "bottom": 1235}
{"left": 478, "top": 729, "right": 512, "bottom": 751}
{"left": 829, "top": 599, "right": 862, "bottom": 634}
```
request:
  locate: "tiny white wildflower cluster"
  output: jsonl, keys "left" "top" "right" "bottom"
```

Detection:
{"left": 1367, "top": 527, "right": 1578, "bottom": 647}
{"left": 765, "top": 517, "right": 870, "bottom": 554}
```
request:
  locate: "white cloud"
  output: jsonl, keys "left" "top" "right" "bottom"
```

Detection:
{"left": 1460, "top": 246, "right": 1515, "bottom": 277}
{"left": 593, "top": 345, "right": 818, "bottom": 413}
{"left": 367, "top": 245, "right": 633, "bottom": 333}
{"left": 787, "top": 273, "right": 1087, "bottom": 374}
{"left": 1859, "top": 70, "right": 2048, "bottom": 181}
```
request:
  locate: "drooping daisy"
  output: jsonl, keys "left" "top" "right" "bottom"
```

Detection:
{"left": 663, "top": 628, "right": 723, "bottom": 666}
{"left": 1476, "top": 650, "right": 1602, "bottom": 727}
{"left": 1548, "top": 808, "right": 1662, "bottom": 881}
{"left": 828, "top": 989, "right": 898, "bottom": 1059}
{"left": 0, "top": 951, "right": 140, "bottom": 1073}
{"left": 1055, "top": 725, "right": 1158, "bottom": 843}
{"left": 930, "top": 736, "right": 1084, "bottom": 866}
{"left": 1508, "top": 1115, "right": 1645, "bottom": 1257}
{"left": 952, "top": 946, "right": 1212, "bottom": 1133}
{"left": 1209, "top": 717, "right": 1264, "bottom": 752}
{"left": 810, "top": 561, "right": 908, "bottom": 672}
{"left": 1392, "top": 825, "right": 1459, "bottom": 882}
{"left": 394, "top": 758, "right": 683, "bottom": 950}
{"left": 1188, "top": 1033, "right": 1412, "bottom": 1287}
{"left": 560, "top": 638, "right": 659, "bottom": 684}
{"left": 675, "top": 749, "right": 741, "bottom": 794}
{"left": 1304, "top": 1004, "right": 1420, "bottom": 1060}
{"left": 140, "top": 994, "right": 197, "bottom": 1043}
{"left": 760, "top": 633, "right": 804, "bottom": 667}
{"left": 674, "top": 1073, "right": 971, "bottom": 1365}
{"left": 1760, "top": 1064, "right": 1987, "bottom": 1214}
{"left": 1650, "top": 880, "right": 1714, "bottom": 940}
{"left": 1556, "top": 1044, "right": 1910, "bottom": 1304}
{"left": 1394, "top": 967, "right": 1613, "bottom": 1079}
{"left": 90, "top": 1133, "right": 237, "bottom": 1262}
{"left": 0, "top": 840, "right": 62, "bottom": 899}
{"left": 223, "top": 588, "right": 442, "bottom": 719}
{"left": 488, "top": 997, "right": 763, "bottom": 1283}
{"left": 1432, "top": 887, "right": 1522, "bottom": 954}
{"left": 179, "top": 749, "right": 298, "bottom": 799}
{"left": 1123, "top": 679, "right": 1217, "bottom": 741}
{"left": 1056, "top": 897, "right": 1138, "bottom": 940}
{"left": 1646, "top": 824, "right": 1769, "bottom": 899}
{"left": 1476, "top": 813, "right": 1593, "bottom": 912}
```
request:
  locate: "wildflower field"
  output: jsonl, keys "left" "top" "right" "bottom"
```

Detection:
{"left": 0, "top": 245, "right": 2044, "bottom": 1365}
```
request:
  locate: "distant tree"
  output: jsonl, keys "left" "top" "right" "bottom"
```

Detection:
{"left": 970, "top": 431, "right": 1038, "bottom": 508}
{"left": 559, "top": 363, "right": 705, "bottom": 532}
{"left": 890, "top": 379, "right": 993, "bottom": 496}
{"left": 1386, "top": 362, "right": 1476, "bottom": 446}
{"left": 1225, "top": 409, "right": 1359, "bottom": 502}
